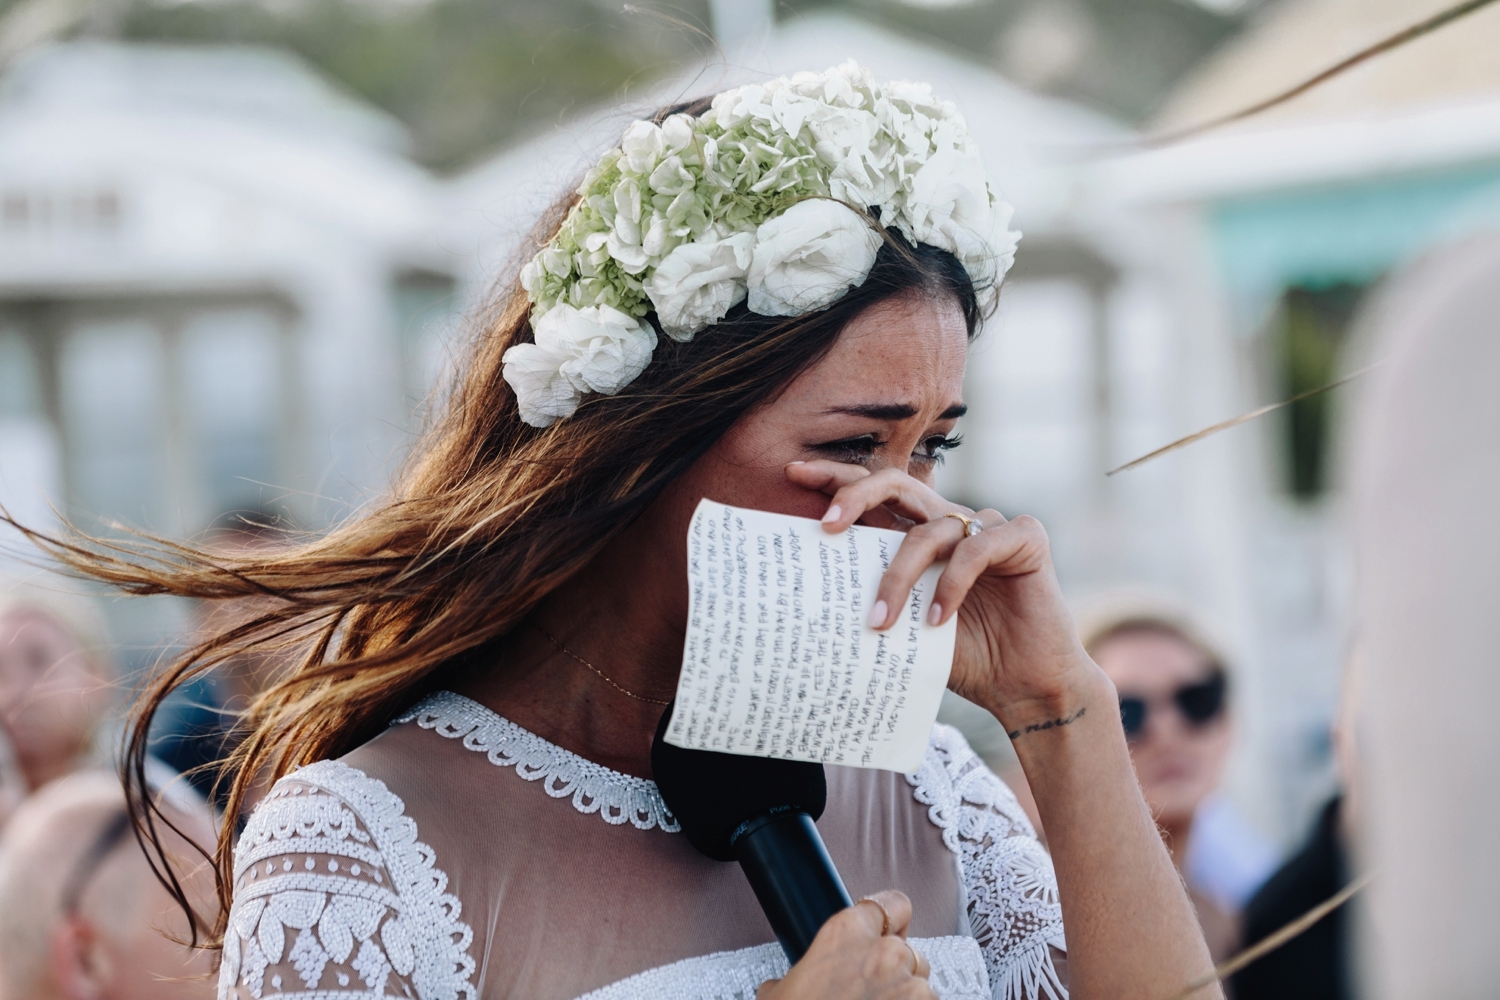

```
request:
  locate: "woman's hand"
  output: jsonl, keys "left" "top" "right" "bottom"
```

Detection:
{"left": 756, "top": 891, "right": 934, "bottom": 1000}
{"left": 784, "top": 460, "right": 1099, "bottom": 730}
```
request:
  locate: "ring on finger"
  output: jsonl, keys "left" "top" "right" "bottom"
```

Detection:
{"left": 906, "top": 942, "right": 923, "bottom": 977}
{"left": 943, "top": 511, "right": 983, "bottom": 538}
{"left": 856, "top": 897, "right": 892, "bottom": 936}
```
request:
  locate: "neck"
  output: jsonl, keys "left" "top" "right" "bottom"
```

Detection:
{"left": 457, "top": 505, "right": 689, "bottom": 779}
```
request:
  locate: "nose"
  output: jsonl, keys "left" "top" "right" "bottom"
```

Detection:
{"left": 1133, "top": 698, "right": 1192, "bottom": 746}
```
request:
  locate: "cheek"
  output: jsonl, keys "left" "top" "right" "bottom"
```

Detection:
{"left": 685, "top": 421, "right": 830, "bottom": 520}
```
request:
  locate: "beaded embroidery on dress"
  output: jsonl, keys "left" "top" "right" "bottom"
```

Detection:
{"left": 911, "top": 725, "right": 1068, "bottom": 1000}
{"left": 392, "top": 691, "right": 678, "bottom": 832}
{"left": 218, "top": 760, "right": 475, "bottom": 1000}
{"left": 219, "top": 693, "right": 1066, "bottom": 1000}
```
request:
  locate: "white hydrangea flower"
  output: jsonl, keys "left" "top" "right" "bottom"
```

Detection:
{"left": 646, "top": 231, "right": 755, "bottom": 341}
{"left": 747, "top": 200, "right": 882, "bottom": 318}
{"left": 502, "top": 304, "right": 657, "bottom": 428}
{"left": 512, "top": 61, "right": 1021, "bottom": 425}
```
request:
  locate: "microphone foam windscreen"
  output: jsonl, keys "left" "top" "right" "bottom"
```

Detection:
{"left": 651, "top": 704, "right": 827, "bottom": 862}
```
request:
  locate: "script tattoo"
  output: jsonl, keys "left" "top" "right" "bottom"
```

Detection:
{"left": 1007, "top": 705, "right": 1087, "bottom": 741}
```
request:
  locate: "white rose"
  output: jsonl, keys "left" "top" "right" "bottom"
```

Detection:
{"left": 646, "top": 231, "right": 754, "bottom": 341}
{"left": 502, "top": 304, "right": 657, "bottom": 427}
{"left": 902, "top": 144, "right": 1015, "bottom": 276}
{"left": 747, "top": 200, "right": 882, "bottom": 318}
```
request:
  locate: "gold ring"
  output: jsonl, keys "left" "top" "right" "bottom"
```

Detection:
{"left": 906, "top": 941, "right": 923, "bottom": 977}
{"left": 856, "top": 896, "right": 891, "bottom": 936}
{"left": 943, "top": 511, "right": 983, "bottom": 538}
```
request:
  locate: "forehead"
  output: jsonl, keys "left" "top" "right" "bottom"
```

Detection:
{"left": 1093, "top": 628, "right": 1213, "bottom": 691}
{"left": 786, "top": 293, "right": 968, "bottom": 404}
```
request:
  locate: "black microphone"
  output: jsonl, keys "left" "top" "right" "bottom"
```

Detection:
{"left": 652, "top": 706, "right": 854, "bottom": 963}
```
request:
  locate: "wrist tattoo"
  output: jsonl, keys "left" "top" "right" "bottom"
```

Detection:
{"left": 1006, "top": 705, "right": 1086, "bottom": 741}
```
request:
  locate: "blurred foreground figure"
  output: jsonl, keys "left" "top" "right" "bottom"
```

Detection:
{"left": 1082, "top": 601, "right": 1266, "bottom": 963}
{"left": 0, "top": 588, "right": 113, "bottom": 818}
{"left": 0, "top": 770, "right": 216, "bottom": 1000}
{"left": 1351, "top": 233, "right": 1500, "bottom": 997}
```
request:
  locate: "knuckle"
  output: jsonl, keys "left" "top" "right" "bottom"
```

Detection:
{"left": 825, "top": 908, "right": 864, "bottom": 940}
{"left": 865, "top": 938, "right": 908, "bottom": 978}
{"left": 1010, "top": 513, "right": 1047, "bottom": 538}
{"left": 899, "top": 527, "right": 946, "bottom": 553}
{"left": 883, "top": 890, "right": 912, "bottom": 920}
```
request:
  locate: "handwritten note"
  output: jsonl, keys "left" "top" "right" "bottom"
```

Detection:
{"left": 665, "top": 499, "right": 957, "bottom": 773}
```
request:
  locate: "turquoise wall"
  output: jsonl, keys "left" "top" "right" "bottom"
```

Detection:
{"left": 1209, "top": 161, "right": 1500, "bottom": 319}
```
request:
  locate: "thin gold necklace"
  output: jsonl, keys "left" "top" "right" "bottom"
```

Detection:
{"left": 534, "top": 625, "right": 673, "bottom": 707}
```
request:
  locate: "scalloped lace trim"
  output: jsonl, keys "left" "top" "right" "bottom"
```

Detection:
{"left": 220, "top": 759, "right": 476, "bottom": 1000}
{"left": 394, "top": 690, "right": 680, "bottom": 832}
{"left": 572, "top": 935, "right": 990, "bottom": 1000}
{"left": 909, "top": 725, "right": 1068, "bottom": 1000}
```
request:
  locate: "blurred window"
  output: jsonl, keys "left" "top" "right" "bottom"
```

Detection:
{"left": 54, "top": 306, "right": 288, "bottom": 532}
{"left": 59, "top": 320, "right": 172, "bottom": 528}
{"left": 393, "top": 271, "right": 459, "bottom": 418}
{"left": 0, "top": 330, "right": 42, "bottom": 418}
{"left": 1273, "top": 284, "right": 1364, "bottom": 499}
{"left": 181, "top": 309, "right": 281, "bottom": 519}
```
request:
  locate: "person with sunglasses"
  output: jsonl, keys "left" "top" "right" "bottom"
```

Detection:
{"left": 1081, "top": 604, "right": 1243, "bottom": 964}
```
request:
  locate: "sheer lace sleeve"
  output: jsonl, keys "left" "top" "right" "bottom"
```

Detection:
{"left": 909, "top": 725, "right": 1067, "bottom": 1000}
{"left": 218, "top": 760, "right": 476, "bottom": 1000}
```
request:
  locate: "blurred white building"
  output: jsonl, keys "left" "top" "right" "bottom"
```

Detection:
{"left": 0, "top": 41, "right": 456, "bottom": 660}
{"left": 1094, "top": 0, "right": 1500, "bottom": 841}
{"left": 5, "top": 8, "right": 1443, "bottom": 852}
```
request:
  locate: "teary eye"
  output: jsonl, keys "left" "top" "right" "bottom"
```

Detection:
{"left": 913, "top": 433, "right": 962, "bottom": 466}
{"left": 811, "top": 434, "right": 880, "bottom": 465}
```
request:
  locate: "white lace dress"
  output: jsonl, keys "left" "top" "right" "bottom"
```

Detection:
{"left": 218, "top": 691, "right": 1066, "bottom": 1000}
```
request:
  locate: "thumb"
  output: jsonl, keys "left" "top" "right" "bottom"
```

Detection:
{"left": 756, "top": 978, "right": 782, "bottom": 1000}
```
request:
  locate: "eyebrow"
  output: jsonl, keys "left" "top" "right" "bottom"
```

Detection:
{"left": 825, "top": 403, "right": 969, "bottom": 421}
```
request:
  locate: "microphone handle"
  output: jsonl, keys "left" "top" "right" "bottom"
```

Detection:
{"left": 733, "top": 810, "right": 855, "bottom": 963}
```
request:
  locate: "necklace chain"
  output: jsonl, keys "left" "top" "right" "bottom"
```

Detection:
{"left": 534, "top": 625, "right": 674, "bottom": 707}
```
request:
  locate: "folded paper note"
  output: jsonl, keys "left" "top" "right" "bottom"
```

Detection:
{"left": 665, "top": 499, "right": 957, "bottom": 773}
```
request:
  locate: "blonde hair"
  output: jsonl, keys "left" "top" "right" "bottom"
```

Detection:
{"left": 1075, "top": 589, "right": 1231, "bottom": 678}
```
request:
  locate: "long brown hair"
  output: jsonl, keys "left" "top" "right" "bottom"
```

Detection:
{"left": 6, "top": 99, "right": 988, "bottom": 948}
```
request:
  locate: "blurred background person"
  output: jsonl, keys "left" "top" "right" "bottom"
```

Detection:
{"left": 1079, "top": 596, "right": 1276, "bottom": 964}
{"left": 0, "top": 586, "right": 113, "bottom": 813}
{"left": 1231, "top": 647, "right": 1363, "bottom": 1000}
{"left": 0, "top": 769, "right": 216, "bottom": 1000}
{"left": 0, "top": 715, "right": 24, "bottom": 830}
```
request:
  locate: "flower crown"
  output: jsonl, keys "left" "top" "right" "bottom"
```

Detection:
{"left": 503, "top": 61, "right": 1021, "bottom": 428}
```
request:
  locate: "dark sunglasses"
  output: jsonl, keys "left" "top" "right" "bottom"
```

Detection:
{"left": 1119, "top": 672, "right": 1227, "bottom": 740}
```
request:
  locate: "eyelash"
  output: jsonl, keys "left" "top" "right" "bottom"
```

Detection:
{"left": 812, "top": 433, "right": 963, "bottom": 466}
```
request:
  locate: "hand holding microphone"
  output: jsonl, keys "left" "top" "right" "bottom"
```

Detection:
{"left": 757, "top": 890, "right": 934, "bottom": 1000}
{"left": 651, "top": 709, "right": 933, "bottom": 998}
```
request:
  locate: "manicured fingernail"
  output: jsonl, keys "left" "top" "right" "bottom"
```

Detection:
{"left": 821, "top": 504, "right": 842, "bottom": 524}
{"left": 868, "top": 600, "right": 888, "bottom": 628}
{"left": 928, "top": 603, "right": 943, "bottom": 626}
